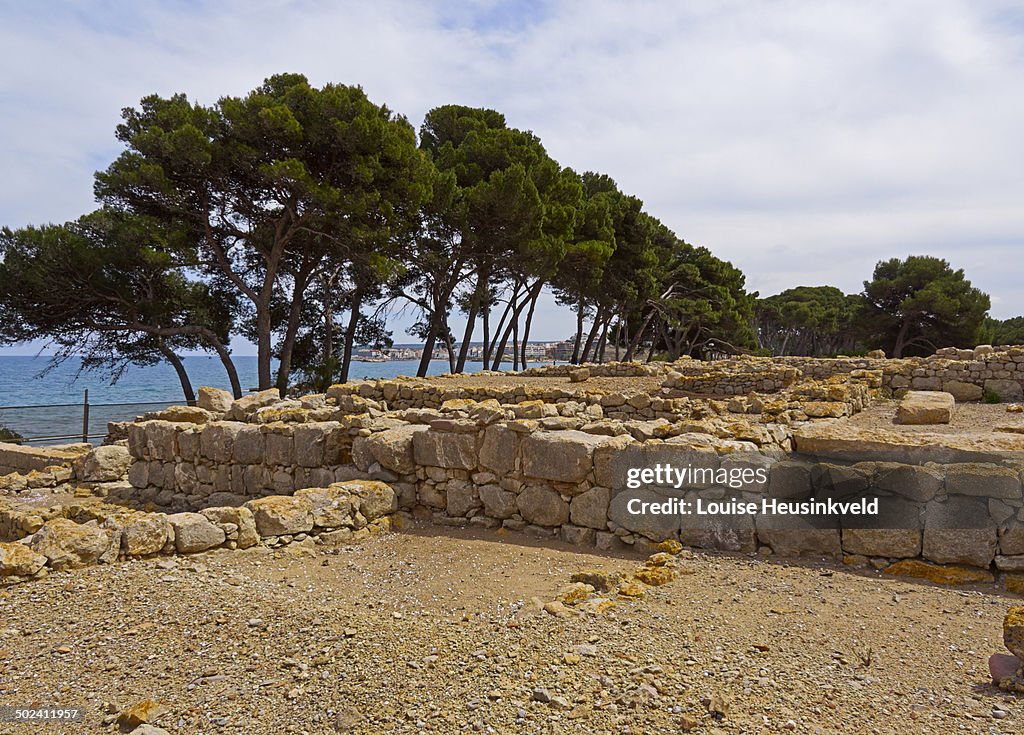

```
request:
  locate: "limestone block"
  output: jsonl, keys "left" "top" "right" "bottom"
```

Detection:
{"left": 569, "top": 486, "right": 611, "bottom": 530}
{"left": 942, "top": 380, "right": 983, "bottom": 402}
{"left": 922, "top": 496, "right": 997, "bottom": 567}
{"left": 0, "top": 541, "right": 47, "bottom": 577}
{"left": 198, "top": 386, "right": 233, "bottom": 414}
{"left": 245, "top": 496, "right": 314, "bottom": 536}
{"left": 127, "top": 461, "right": 148, "bottom": 489}
{"left": 767, "top": 461, "right": 812, "bottom": 499}
{"left": 607, "top": 487, "right": 681, "bottom": 541}
{"left": 446, "top": 479, "right": 481, "bottom": 517}
{"left": 517, "top": 484, "right": 570, "bottom": 527}
{"left": 896, "top": 391, "right": 954, "bottom": 425}
{"left": 522, "top": 430, "right": 616, "bottom": 484}
{"left": 479, "top": 424, "right": 519, "bottom": 474}
{"left": 364, "top": 425, "right": 427, "bottom": 474}
{"left": 227, "top": 388, "right": 280, "bottom": 421}
{"left": 199, "top": 422, "right": 247, "bottom": 463}
{"left": 754, "top": 513, "right": 841, "bottom": 558}
{"left": 842, "top": 528, "right": 921, "bottom": 558}
{"left": 265, "top": 431, "right": 294, "bottom": 466}
{"left": 74, "top": 445, "right": 132, "bottom": 483}
{"left": 200, "top": 506, "right": 259, "bottom": 548}
{"left": 945, "top": 463, "right": 1021, "bottom": 499}
{"left": 985, "top": 379, "right": 1024, "bottom": 402}
{"left": 167, "top": 512, "right": 226, "bottom": 553}
{"left": 145, "top": 421, "right": 180, "bottom": 462}
{"left": 231, "top": 426, "right": 266, "bottom": 465}
{"left": 116, "top": 513, "right": 171, "bottom": 556}
{"left": 870, "top": 462, "right": 943, "bottom": 502}
{"left": 413, "top": 430, "right": 478, "bottom": 470}
{"left": 479, "top": 484, "right": 518, "bottom": 519}
{"left": 293, "top": 487, "right": 356, "bottom": 529}
{"left": 332, "top": 480, "right": 397, "bottom": 522}
{"left": 28, "top": 518, "right": 116, "bottom": 570}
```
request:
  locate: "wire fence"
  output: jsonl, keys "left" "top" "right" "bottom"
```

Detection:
{"left": 0, "top": 390, "right": 190, "bottom": 445}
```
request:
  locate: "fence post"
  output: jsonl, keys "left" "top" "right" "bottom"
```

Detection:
{"left": 82, "top": 389, "right": 89, "bottom": 443}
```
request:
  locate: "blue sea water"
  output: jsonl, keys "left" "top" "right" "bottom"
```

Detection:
{"left": 0, "top": 355, "right": 542, "bottom": 443}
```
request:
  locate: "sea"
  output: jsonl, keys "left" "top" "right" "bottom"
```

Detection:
{"left": 0, "top": 355, "right": 543, "bottom": 444}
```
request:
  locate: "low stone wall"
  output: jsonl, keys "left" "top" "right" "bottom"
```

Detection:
{"left": 0, "top": 442, "right": 82, "bottom": 475}
{"left": 0, "top": 479, "right": 396, "bottom": 585}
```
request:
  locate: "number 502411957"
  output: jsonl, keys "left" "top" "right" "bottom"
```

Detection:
{"left": 0, "top": 706, "right": 85, "bottom": 722}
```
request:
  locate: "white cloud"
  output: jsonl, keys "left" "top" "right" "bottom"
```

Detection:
{"left": 2, "top": 0, "right": 1023, "bottom": 357}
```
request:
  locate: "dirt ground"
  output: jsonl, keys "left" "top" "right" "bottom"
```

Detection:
{"left": 0, "top": 524, "right": 1020, "bottom": 735}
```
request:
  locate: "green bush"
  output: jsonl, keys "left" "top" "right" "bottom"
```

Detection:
{"left": 0, "top": 425, "right": 24, "bottom": 444}
{"left": 982, "top": 389, "right": 1002, "bottom": 404}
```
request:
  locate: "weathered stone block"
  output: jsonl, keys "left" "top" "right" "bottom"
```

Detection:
{"left": 479, "top": 484, "right": 517, "bottom": 519}
{"left": 168, "top": 512, "right": 226, "bottom": 553}
{"left": 767, "top": 461, "right": 812, "bottom": 499}
{"left": 517, "top": 484, "right": 570, "bottom": 527}
{"left": 446, "top": 479, "right": 481, "bottom": 517}
{"left": 607, "top": 487, "right": 681, "bottom": 541}
{"left": 116, "top": 513, "right": 171, "bottom": 556}
{"left": 985, "top": 379, "right": 1024, "bottom": 402}
{"left": 231, "top": 426, "right": 265, "bottom": 465}
{"left": 522, "top": 430, "right": 615, "bottom": 484}
{"left": 200, "top": 506, "right": 259, "bottom": 548}
{"left": 364, "top": 425, "right": 426, "bottom": 474}
{"left": 479, "top": 424, "right": 519, "bottom": 474}
{"left": 945, "top": 463, "right": 1021, "bottom": 499}
{"left": 896, "top": 391, "right": 954, "bottom": 425}
{"left": 922, "top": 496, "right": 997, "bottom": 567}
{"left": 265, "top": 431, "right": 294, "bottom": 466}
{"left": 0, "top": 541, "right": 47, "bottom": 577}
{"left": 198, "top": 386, "right": 233, "bottom": 414}
{"left": 245, "top": 496, "right": 314, "bottom": 536}
{"left": 293, "top": 487, "right": 356, "bottom": 529}
{"left": 942, "top": 380, "right": 983, "bottom": 402}
{"left": 413, "top": 430, "right": 477, "bottom": 470}
{"left": 28, "top": 518, "right": 115, "bottom": 570}
{"left": 200, "top": 422, "right": 246, "bottom": 463}
{"left": 569, "top": 486, "right": 610, "bottom": 530}
{"left": 332, "top": 480, "right": 397, "bottom": 522}
{"left": 227, "top": 388, "right": 280, "bottom": 421}
{"left": 870, "top": 462, "right": 943, "bottom": 502}
{"left": 842, "top": 529, "right": 921, "bottom": 558}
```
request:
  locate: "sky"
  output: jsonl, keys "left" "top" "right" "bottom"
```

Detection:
{"left": 2, "top": 0, "right": 1023, "bottom": 355}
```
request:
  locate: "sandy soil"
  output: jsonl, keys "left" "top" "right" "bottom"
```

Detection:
{"left": 0, "top": 524, "right": 1020, "bottom": 735}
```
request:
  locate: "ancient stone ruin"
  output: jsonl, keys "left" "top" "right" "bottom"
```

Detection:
{"left": 3, "top": 345, "right": 1024, "bottom": 595}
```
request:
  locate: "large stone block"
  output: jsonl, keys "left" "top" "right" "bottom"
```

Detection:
{"left": 293, "top": 423, "right": 339, "bottom": 467}
{"left": 570, "top": 486, "right": 611, "bottom": 530}
{"left": 200, "top": 422, "right": 247, "bottom": 463}
{"left": 198, "top": 386, "right": 233, "bottom": 414}
{"left": 942, "top": 380, "right": 983, "bottom": 402}
{"left": 265, "top": 431, "right": 294, "bottom": 466}
{"left": 231, "top": 426, "right": 266, "bottom": 465}
{"left": 28, "top": 518, "right": 116, "bottom": 570}
{"left": 227, "top": 388, "right": 280, "bottom": 421}
{"left": 607, "top": 487, "right": 681, "bottom": 541}
{"left": 293, "top": 487, "right": 356, "bottom": 529}
{"left": 842, "top": 528, "right": 922, "bottom": 558}
{"left": 145, "top": 421, "right": 180, "bottom": 462}
{"left": 245, "top": 496, "right": 314, "bottom": 536}
{"left": 0, "top": 541, "right": 47, "bottom": 577}
{"left": 201, "top": 506, "right": 259, "bottom": 548}
{"left": 593, "top": 434, "right": 637, "bottom": 488}
{"left": 479, "top": 484, "right": 518, "bottom": 519}
{"left": 364, "top": 425, "right": 427, "bottom": 474}
{"left": 479, "top": 425, "right": 519, "bottom": 474}
{"left": 413, "top": 430, "right": 478, "bottom": 470}
{"left": 755, "top": 513, "right": 841, "bottom": 558}
{"left": 896, "top": 391, "right": 955, "bottom": 425}
{"left": 517, "top": 484, "right": 570, "bottom": 527}
{"left": 944, "top": 463, "right": 1021, "bottom": 499}
{"left": 446, "top": 479, "right": 481, "bottom": 517}
{"left": 522, "top": 430, "right": 615, "bottom": 484}
{"left": 922, "top": 496, "right": 997, "bottom": 567}
{"left": 767, "top": 461, "right": 812, "bottom": 499}
{"left": 985, "top": 379, "right": 1024, "bottom": 402}
{"left": 167, "top": 512, "right": 226, "bottom": 553}
{"left": 75, "top": 445, "right": 131, "bottom": 482}
{"left": 868, "top": 462, "right": 943, "bottom": 502}
{"left": 116, "top": 513, "right": 172, "bottom": 556}
{"left": 332, "top": 480, "right": 397, "bottom": 522}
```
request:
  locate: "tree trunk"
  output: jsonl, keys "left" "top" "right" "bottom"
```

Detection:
{"left": 570, "top": 299, "right": 585, "bottom": 364}
{"left": 275, "top": 264, "right": 315, "bottom": 396}
{"left": 580, "top": 304, "right": 606, "bottom": 363}
{"left": 893, "top": 318, "right": 912, "bottom": 358}
{"left": 624, "top": 308, "right": 657, "bottom": 361}
{"left": 456, "top": 269, "right": 485, "bottom": 373}
{"left": 596, "top": 318, "right": 610, "bottom": 363}
{"left": 519, "top": 287, "right": 541, "bottom": 368}
{"left": 255, "top": 305, "right": 273, "bottom": 390}
{"left": 157, "top": 343, "right": 196, "bottom": 404}
{"left": 490, "top": 284, "right": 532, "bottom": 371}
{"left": 206, "top": 338, "right": 242, "bottom": 399}
{"left": 339, "top": 290, "right": 363, "bottom": 383}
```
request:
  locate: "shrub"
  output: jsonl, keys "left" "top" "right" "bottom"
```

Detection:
{"left": 983, "top": 389, "right": 1002, "bottom": 404}
{"left": 0, "top": 424, "right": 24, "bottom": 444}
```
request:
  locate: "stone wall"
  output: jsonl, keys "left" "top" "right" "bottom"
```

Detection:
{"left": 116, "top": 406, "right": 1024, "bottom": 576}
{"left": 0, "top": 442, "right": 83, "bottom": 475}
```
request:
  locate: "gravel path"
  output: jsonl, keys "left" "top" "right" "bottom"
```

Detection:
{"left": 0, "top": 525, "right": 1019, "bottom": 734}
